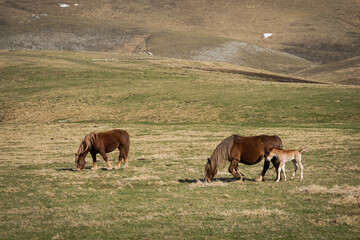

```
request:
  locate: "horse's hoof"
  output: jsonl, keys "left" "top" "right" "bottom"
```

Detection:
{"left": 255, "top": 175, "right": 263, "bottom": 182}
{"left": 107, "top": 168, "right": 112, "bottom": 171}
{"left": 114, "top": 165, "right": 120, "bottom": 169}
{"left": 123, "top": 164, "right": 129, "bottom": 169}
{"left": 91, "top": 167, "right": 97, "bottom": 170}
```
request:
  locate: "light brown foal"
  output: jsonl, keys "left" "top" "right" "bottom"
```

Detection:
{"left": 265, "top": 148, "right": 306, "bottom": 182}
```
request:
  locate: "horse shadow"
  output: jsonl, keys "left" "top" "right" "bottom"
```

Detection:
{"left": 56, "top": 168, "right": 76, "bottom": 172}
{"left": 56, "top": 167, "right": 123, "bottom": 171}
{"left": 178, "top": 177, "right": 262, "bottom": 184}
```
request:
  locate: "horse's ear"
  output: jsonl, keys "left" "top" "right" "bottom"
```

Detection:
{"left": 207, "top": 158, "right": 210, "bottom": 162}
{"left": 74, "top": 153, "right": 78, "bottom": 157}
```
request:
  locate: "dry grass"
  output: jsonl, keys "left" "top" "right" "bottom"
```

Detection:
{"left": 0, "top": 50, "right": 359, "bottom": 239}
{"left": 1, "top": 120, "right": 359, "bottom": 238}
{"left": 296, "top": 184, "right": 360, "bottom": 196}
{"left": 296, "top": 185, "right": 360, "bottom": 206}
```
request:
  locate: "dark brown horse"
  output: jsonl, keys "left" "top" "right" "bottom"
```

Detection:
{"left": 204, "top": 134, "right": 283, "bottom": 182}
{"left": 75, "top": 129, "right": 130, "bottom": 171}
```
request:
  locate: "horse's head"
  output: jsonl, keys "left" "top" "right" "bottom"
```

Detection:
{"left": 74, "top": 152, "right": 86, "bottom": 171}
{"left": 74, "top": 139, "right": 91, "bottom": 171}
{"left": 74, "top": 132, "right": 97, "bottom": 171}
{"left": 204, "top": 158, "right": 216, "bottom": 182}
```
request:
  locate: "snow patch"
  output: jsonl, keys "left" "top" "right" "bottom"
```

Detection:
{"left": 139, "top": 52, "right": 154, "bottom": 56}
{"left": 59, "top": 3, "right": 70, "bottom": 8}
{"left": 263, "top": 33, "right": 273, "bottom": 39}
{"left": 92, "top": 58, "right": 114, "bottom": 61}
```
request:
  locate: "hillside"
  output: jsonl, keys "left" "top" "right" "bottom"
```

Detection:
{"left": 297, "top": 56, "right": 360, "bottom": 85}
{"left": 0, "top": 0, "right": 359, "bottom": 83}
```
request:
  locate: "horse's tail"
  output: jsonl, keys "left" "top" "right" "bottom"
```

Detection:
{"left": 204, "top": 135, "right": 236, "bottom": 181}
{"left": 77, "top": 131, "right": 98, "bottom": 155}
{"left": 124, "top": 131, "right": 130, "bottom": 158}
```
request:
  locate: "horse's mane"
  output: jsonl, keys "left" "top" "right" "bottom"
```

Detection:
{"left": 76, "top": 131, "right": 98, "bottom": 155}
{"left": 209, "top": 135, "right": 236, "bottom": 172}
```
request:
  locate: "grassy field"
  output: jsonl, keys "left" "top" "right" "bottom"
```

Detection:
{"left": 0, "top": 50, "right": 359, "bottom": 239}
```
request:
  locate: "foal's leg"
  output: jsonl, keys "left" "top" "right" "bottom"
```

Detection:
{"left": 290, "top": 160, "right": 298, "bottom": 180}
{"left": 276, "top": 162, "right": 285, "bottom": 182}
{"left": 298, "top": 161, "right": 304, "bottom": 181}
{"left": 91, "top": 152, "right": 97, "bottom": 170}
{"left": 228, "top": 159, "right": 242, "bottom": 181}
{"left": 282, "top": 164, "right": 287, "bottom": 181}
{"left": 99, "top": 150, "right": 112, "bottom": 170}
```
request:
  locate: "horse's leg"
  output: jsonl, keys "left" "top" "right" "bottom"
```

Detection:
{"left": 91, "top": 152, "right": 97, "bottom": 170}
{"left": 235, "top": 164, "right": 245, "bottom": 177}
{"left": 115, "top": 154, "right": 122, "bottom": 169}
{"left": 256, "top": 157, "right": 269, "bottom": 182}
{"left": 123, "top": 156, "right": 128, "bottom": 168}
{"left": 228, "top": 159, "right": 241, "bottom": 181}
{"left": 99, "top": 150, "right": 112, "bottom": 170}
{"left": 290, "top": 160, "right": 298, "bottom": 180}
{"left": 115, "top": 145, "right": 129, "bottom": 169}
{"left": 121, "top": 145, "right": 129, "bottom": 168}
{"left": 115, "top": 148, "right": 122, "bottom": 169}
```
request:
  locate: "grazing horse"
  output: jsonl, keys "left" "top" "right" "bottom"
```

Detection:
{"left": 75, "top": 129, "right": 130, "bottom": 171}
{"left": 204, "top": 134, "right": 283, "bottom": 182}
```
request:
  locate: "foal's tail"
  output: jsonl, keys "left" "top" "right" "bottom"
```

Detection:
{"left": 300, "top": 148, "right": 309, "bottom": 153}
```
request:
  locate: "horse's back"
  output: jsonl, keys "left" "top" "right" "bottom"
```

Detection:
{"left": 99, "top": 129, "right": 128, "bottom": 138}
{"left": 233, "top": 135, "right": 267, "bottom": 148}
{"left": 97, "top": 129, "right": 129, "bottom": 149}
{"left": 232, "top": 134, "right": 282, "bottom": 164}
{"left": 233, "top": 135, "right": 265, "bottom": 157}
{"left": 236, "top": 134, "right": 281, "bottom": 146}
{"left": 111, "top": 129, "right": 129, "bottom": 138}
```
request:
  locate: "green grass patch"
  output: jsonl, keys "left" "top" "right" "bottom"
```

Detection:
{"left": 0, "top": 50, "right": 359, "bottom": 239}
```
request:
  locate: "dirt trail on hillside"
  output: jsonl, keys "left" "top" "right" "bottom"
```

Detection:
{"left": 188, "top": 67, "right": 326, "bottom": 84}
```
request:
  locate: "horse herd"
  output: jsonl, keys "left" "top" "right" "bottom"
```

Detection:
{"left": 75, "top": 129, "right": 305, "bottom": 182}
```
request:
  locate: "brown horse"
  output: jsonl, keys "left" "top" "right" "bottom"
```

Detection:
{"left": 75, "top": 129, "right": 130, "bottom": 171}
{"left": 204, "top": 134, "right": 283, "bottom": 182}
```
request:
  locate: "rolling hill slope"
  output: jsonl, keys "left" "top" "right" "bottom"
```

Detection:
{"left": 0, "top": 0, "right": 359, "bottom": 83}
